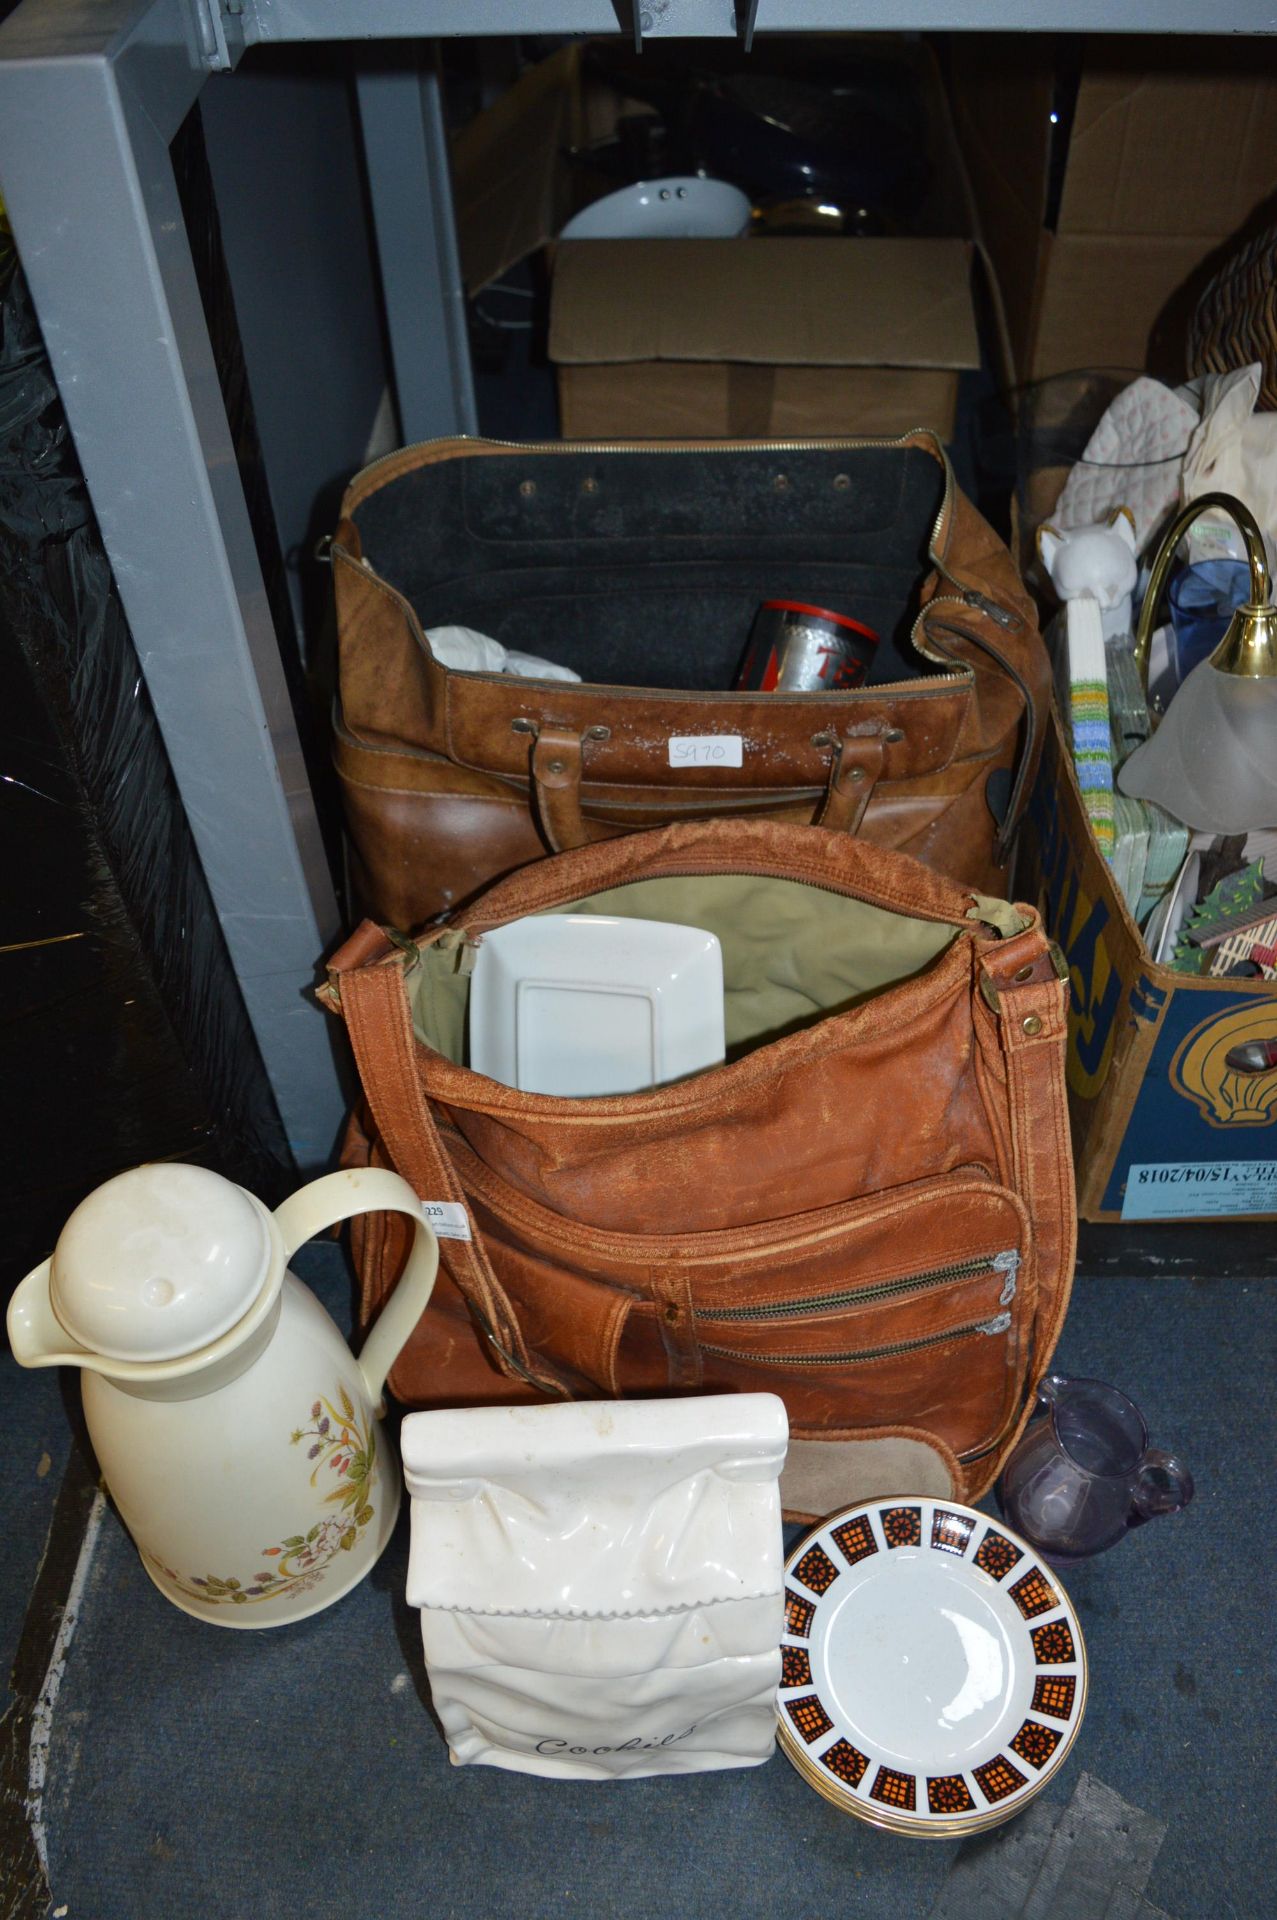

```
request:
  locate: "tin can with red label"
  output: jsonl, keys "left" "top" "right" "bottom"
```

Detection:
{"left": 736, "top": 601, "right": 880, "bottom": 692}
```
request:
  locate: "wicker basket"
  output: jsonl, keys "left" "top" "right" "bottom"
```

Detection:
{"left": 1188, "top": 223, "right": 1277, "bottom": 410}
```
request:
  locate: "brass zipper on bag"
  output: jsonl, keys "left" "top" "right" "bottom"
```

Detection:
{"left": 451, "top": 857, "right": 1032, "bottom": 948}
{"left": 930, "top": 556, "right": 1025, "bottom": 633}
{"left": 695, "top": 1249, "right": 1019, "bottom": 1324}
{"left": 701, "top": 1311, "right": 1014, "bottom": 1369}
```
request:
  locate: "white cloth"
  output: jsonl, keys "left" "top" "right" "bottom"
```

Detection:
{"left": 1181, "top": 364, "right": 1277, "bottom": 572}
{"left": 427, "top": 623, "right": 581, "bottom": 682}
{"left": 1055, "top": 377, "right": 1198, "bottom": 553}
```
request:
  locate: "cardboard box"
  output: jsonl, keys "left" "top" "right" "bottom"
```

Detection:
{"left": 452, "top": 40, "right": 988, "bottom": 444}
{"left": 550, "top": 237, "right": 979, "bottom": 442}
{"left": 452, "top": 44, "right": 604, "bottom": 298}
{"left": 1018, "top": 706, "right": 1277, "bottom": 1224}
{"left": 950, "top": 37, "right": 1277, "bottom": 383}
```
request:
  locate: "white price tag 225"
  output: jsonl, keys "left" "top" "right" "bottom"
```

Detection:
{"left": 668, "top": 734, "right": 744, "bottom": 769}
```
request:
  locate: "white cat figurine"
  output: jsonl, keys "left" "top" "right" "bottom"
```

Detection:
{"left": 1037, "top": 506, "right": 1139, "bottom": 641}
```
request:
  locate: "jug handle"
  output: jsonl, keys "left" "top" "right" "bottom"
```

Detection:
{"left": 1036, "top": 1372, "right": 1070, "bottom": 1408}
{"left": 273, "top": 1169, "right": 438, "bottom": 1414}
{"left": 1130, "top": 1449, "right": 1195, "bottom": 1525}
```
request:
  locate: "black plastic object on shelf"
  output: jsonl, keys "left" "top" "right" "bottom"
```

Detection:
{"left": 0, "top": 251, "right": 292, "bottom": 1299}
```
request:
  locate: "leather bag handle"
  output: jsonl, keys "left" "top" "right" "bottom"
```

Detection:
{"left": 527, "top": 720, "right": 886, "bottom": 852}
{"left": 330, "top": 946, "right": 572, "bottom": 1399}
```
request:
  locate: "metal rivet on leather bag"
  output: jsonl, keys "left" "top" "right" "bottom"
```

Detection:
{"left": 1013, "top": 963, "right": 1035, "bottom": 982}
{"left": 1022, "top": 1013, "right": 1044, "bottom": 1036}
{"left": 547, "top": 758, "right": 565, "bottom": 775}
{"left": 848, "top": 766, "right": 866, "bottom": 783}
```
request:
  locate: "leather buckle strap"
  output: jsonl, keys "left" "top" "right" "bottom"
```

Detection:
{"left": 524, "top": 721, "right": 612, "bottom": 853}
{"left": 979, "top": 935, "right": 1069, "bottom": 1013}
{"left": 814, "top": 724, "right": 887, "bottom": 834}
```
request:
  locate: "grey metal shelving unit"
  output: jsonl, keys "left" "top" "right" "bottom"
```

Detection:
{"left": 0, "top": 0, "right": 1273, "bottom": 1165}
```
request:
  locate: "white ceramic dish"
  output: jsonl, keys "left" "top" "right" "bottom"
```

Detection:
{"left": 559, "top": 176, "right": 751, "bottom": 241}
{"left": 777, "top": 1498, "right": 1086, "bottom": 1836}
{"left": 469, "top": 915, "right": 726, "bottom": 1096}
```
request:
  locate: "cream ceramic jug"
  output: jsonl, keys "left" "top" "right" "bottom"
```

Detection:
{"left": 6, "top": 1163, "right": 437, "bottom": 1628}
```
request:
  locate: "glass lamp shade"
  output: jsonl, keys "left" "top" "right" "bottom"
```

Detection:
{"left": 1125, "top": 492, "right": 1277, "bottom": 836}
{"left": 1117, "top": 659, "right": 1277, "bottom": 834}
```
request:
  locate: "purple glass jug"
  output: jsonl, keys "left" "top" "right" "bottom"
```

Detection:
{"left": 998, "top": 1374, "right": 1194, "bottom": 1566}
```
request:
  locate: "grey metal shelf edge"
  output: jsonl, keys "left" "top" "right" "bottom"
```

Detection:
{"left": 0, "top": 0, "right": 1274, "bottom": 1164}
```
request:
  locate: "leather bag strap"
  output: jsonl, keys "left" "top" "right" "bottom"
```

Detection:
{"left": 529, "top": 720, "right": 886, "bottom": 851}
{"left": 649, "top": 1263, "right": 703, "bottom": 1391}
{"left": 925, "top": 611, "right": 1041, "bottom": 863}
{"left": 334, "top": 951, "right": 571, "bottom": 1397}
{"left": 979, "top": 923, "right": 1076, "bottom": 1385}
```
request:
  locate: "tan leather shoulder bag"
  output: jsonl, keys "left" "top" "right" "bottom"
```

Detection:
{"left": 324, "top": 818, "right": 1074, "bottom": 1521}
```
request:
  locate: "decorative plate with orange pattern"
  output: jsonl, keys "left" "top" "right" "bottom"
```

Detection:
{"left": 777, "top": 1499, "right": 1086, "bottom": 1836}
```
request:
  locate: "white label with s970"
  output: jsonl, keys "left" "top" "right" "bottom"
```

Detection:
{"left": 668, "top": 735, "right": 744, "bottom": 769}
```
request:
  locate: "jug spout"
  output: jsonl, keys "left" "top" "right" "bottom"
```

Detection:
{"left": 7, "top": 1261, "right": 95, "bottom": 1372}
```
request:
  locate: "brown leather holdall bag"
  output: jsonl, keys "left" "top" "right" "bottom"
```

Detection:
{"left": 330, "top": 432, "right": 1048, "bottom": 928}
{"left": 323, "top": 817, "right": 1075, "bottom": 1520}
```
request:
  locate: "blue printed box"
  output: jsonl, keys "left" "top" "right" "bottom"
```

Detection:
{"left": 1018, "top": 707, "right": 1277, "bottom": 1222}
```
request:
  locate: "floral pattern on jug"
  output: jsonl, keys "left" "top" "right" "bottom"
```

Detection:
{"left": 149, "top": 1383, "right": 378, "bottom": 1608}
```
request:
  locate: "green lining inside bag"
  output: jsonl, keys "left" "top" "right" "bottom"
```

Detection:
{"left": 409, "top": 874, "right": 962, "bottom": 1072}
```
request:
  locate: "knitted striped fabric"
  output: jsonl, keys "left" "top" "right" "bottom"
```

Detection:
{"left": 1072, "top": 678, "right": 1115, "bottom": 852}
{"left": 1062, "top": 601, "right": 1115, "bottom": 857}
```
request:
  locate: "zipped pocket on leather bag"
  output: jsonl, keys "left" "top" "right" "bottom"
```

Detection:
{"left": 435, "top": 1141, "right": 1034, "bottom": 1464}
{"left": 647, "top": 1172, "right": 1034, "bottom": 1464}
{"left": 693, "top": 1238, "right": 1027, "bottom": 1465}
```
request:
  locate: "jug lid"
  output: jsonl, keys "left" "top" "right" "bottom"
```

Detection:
{"left": 50, "top": 1164, "right": 273, "bottom": 1362}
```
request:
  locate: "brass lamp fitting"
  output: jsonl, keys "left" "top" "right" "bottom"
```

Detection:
{"left": 1133, "top": 490, "right": 1277, "bottom": 698}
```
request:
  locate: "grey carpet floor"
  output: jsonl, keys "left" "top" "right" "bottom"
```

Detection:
{"left": 4, "top": 1250, "right": 1271, "bottom": 1920}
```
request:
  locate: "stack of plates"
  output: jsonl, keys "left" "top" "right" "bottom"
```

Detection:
{"left": 777, "top": 1499, "right": 1087, "bottom": 1836}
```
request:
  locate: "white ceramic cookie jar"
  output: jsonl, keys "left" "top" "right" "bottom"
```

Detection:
{"left": 7, "top": 1163, "right": 437, "bottom": 1627}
